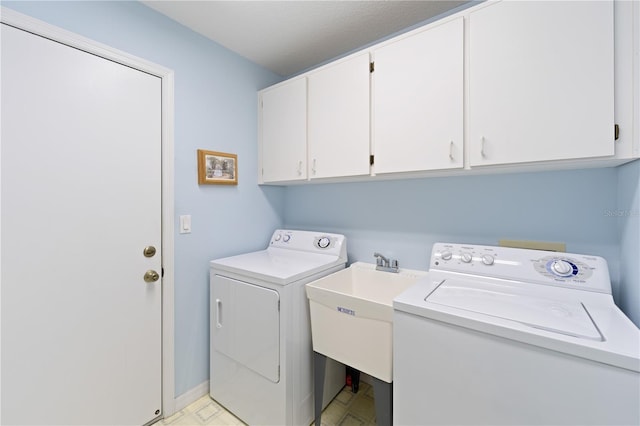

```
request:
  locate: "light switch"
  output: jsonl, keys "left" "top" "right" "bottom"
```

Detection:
{"left": 180, "top": 215, "right": 191, "bottom": 234}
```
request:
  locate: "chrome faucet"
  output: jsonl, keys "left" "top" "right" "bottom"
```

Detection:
{"left": 374, "top": 252, "right": 399, "bottom": 273}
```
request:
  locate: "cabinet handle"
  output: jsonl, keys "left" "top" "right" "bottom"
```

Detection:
{"left": 215, "top": 299, "right": 222, "bottom": 329}
{"left": 449, "top": 141, "right": 454, "bottom": 160}
{"left": 481, "top": 136, "right": 486, "bottom": 158}
{"left": 297, "top": 160, "right": 302, "bottom": 176}
{"left": 312, "top": 159, "right": 317, "bottom": 175}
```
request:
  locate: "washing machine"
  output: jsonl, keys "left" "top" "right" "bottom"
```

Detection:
{"left": 393, "top": 242, "right": 640, "bottom": 425}
{"left": 209, "top": 229, "right": 346, "bottom": 426}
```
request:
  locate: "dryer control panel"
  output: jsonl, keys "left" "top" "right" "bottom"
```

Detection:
{"left": 270, "top": 229, "right": 347, "bottom": 260}
{"left": 430, "top": 243, "right": 611, "bottom": 294}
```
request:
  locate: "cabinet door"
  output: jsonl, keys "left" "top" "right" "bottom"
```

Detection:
{"left": 469, "top": 1, "right": 614, "bottom": 166}
{"left": 373, "top": 18, "right": 463, "bottom": 174}
{"left": 308, "top": 53, "right": 370, "bottom": 179}
{"left": 260, "top": 77, "right": 307, "bottom": 183}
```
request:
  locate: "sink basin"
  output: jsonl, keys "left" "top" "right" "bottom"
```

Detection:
{"left": 306, "top": 262, "right": 427, "bottom": 382}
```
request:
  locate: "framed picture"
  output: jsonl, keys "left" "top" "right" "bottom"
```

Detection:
{"left": 197, "top": 149, "right": 238, "bottom": 185}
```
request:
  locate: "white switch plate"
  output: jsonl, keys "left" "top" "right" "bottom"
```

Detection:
{"left": 179, "top": 215, "right": 191, "bottom": 234}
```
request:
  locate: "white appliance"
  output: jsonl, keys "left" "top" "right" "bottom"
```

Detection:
{"left": 209, "top": 229, "right": 346, "bottom": 425}
{"left": 393, "top": 242, "right": 640, "bottom": 426}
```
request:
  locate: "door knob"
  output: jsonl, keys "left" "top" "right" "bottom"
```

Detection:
{"left": 143, "top": 246, "right": 156, "bottom": 258}
{"left": 144, "top": 270, "right": 160, "bottom": 283}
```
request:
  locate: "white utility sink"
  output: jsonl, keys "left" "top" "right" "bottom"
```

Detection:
{"left": 306, "top": 262, "right": 427, "bottom": 382}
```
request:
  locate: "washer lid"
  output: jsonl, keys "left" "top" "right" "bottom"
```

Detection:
{"left": 426, "top": 279, "right": 603, "bottom": 341}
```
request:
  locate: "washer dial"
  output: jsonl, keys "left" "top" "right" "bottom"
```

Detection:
{"left": 533, "top": 256, "right": 591, "bottom": 281}
{"left": 482, "top": 254, "right": 495, "bottom": 266}
{"left": 551, "top": 260, "right": 574, "bottom": 277}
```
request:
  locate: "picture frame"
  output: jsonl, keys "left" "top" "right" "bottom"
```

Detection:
{"left": 197, "top": 149, "right": 238, "bottom": 185}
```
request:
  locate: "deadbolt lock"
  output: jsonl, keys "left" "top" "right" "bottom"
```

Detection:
{"left": 144, "top": 270, "right": 160, "bottom": 283}
{"left": 143, "top": 246, "right": 157, "bottom": 258}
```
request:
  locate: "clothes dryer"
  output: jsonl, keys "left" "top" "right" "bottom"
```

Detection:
{"left": 210, "top": 229, "right": 346, "bottom": 425}
{"left": 393, "top": 243, "right": 640, "bottom": 425}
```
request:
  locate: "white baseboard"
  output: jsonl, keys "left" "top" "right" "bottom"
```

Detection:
{"left": 173, "top": 380, "right": 210, "bottom": 413}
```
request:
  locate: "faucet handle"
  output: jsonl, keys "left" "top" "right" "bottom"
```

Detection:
{"left": 373, "top": 252, "right": 388, "bottom": 267}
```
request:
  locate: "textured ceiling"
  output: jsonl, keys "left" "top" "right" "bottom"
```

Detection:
{"left": 142, "top": 1, "right": 471, "bottom": 77}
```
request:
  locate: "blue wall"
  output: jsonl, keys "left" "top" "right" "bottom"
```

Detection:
{"left": 284, "top": 165, "right": 640, "bottom": 326}
{"left": 3, "top": 1, "right": 285, "bottom": 396}
{"left": 617, "top": 160, "right": 640, "bottom": 326}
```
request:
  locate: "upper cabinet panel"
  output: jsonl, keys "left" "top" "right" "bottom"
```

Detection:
{"left": 373, "top": 17, "right": 464, "bottom": 174}
{"left": 308, "top": 53, "right": 371, "bottom": 179}
{"left": 468, "top": 1, "right": 615, "bottom": 167}
{"left": 260, "top": 77, "right": 307, "bottom": 183}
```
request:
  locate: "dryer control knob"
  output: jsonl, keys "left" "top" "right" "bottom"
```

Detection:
{"left": 441, "top": 251, "right": 453, "bottom": 261}
{"left": 482, "top": 254, "right": 495, "bottom": 265}
{"left": 318, "top": 237, "right": 331, "bottom": 249}
{"left": 274, "top": 233, "right": 282, "bottom": 242}
{"left": 283, "top": 234, "right": 291, "bottom": 243}
{"left": 551, "top": 260, "right": 573, "bottom": 277}
{"left": 461, "top": 252, "right": 473, "bottom": 263}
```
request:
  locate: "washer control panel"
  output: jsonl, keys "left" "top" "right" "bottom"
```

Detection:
{"left": 269, "top": 229, "right": 347, "bottom": 259}
{"left": 431, "top": 243, "right": 611, "bottom": 294}
{"left": 533, "top": 256, "right": 593, "bottom": 281}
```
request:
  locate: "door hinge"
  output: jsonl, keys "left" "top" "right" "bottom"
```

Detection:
{"left": 369, "top": 155, "right": 375, "bottom": 166}
{"left": 370, "top": 62, "right": 375, "bottom": 73}
{"left": 615, "top": 124, "right": 620, "bottom": 140}
{"left": 161, "top": 267, "right": 164, "bottom": 278}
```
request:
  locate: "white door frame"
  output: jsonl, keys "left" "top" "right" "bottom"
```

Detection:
{"left": 0, "top": 7, "right": 177, "bottom": 417}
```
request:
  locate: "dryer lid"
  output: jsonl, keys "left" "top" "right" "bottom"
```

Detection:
{"left": 425, "top": 279, "right": 603, "bottom": 341}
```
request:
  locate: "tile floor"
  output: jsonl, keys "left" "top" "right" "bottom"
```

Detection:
{"left": 154, "top": 382, "right": 376, "bottom": 426}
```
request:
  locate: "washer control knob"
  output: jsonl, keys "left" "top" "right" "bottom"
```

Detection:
{"left": 283, "top": 234, "right": 291, "bottom": 243}
{"left": 318, "top": 237, "right": 331, "bottom": 248}
{"left": 461, "top": 252, "right": 473, "bottom": 263}
{"left": 551, "top": 259, "right": 573, "bottom": 277}
{"left": 274, "top": 233, "right": 281, "bottom": 242}
{"left": 441, "top": 251, "right": 453, "bottom": 261}
{"left": 482, "top": 254, "right": 495, "bottom": 266}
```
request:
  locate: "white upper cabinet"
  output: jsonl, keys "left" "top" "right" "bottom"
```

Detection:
{"left": 259, "top": 77, "right": 307, "bottom": 183}
{"left": 468, "top": 1, "right": 615, "bottom": 167}
{"left": 308, "top": 53, "right": 371, "bottom": 179}
{"left": 258, "top": 0, "right": 635, "bottom": 185}
{"left": 373, "top": 17, "right": 464, "bottom": 174}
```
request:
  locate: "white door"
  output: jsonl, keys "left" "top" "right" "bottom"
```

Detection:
{"left": 211, "top": 276, "right": 280, "bottom": 383}
{"left": 308, "top": 54, "right": 370, "bottom": 179}
{"left": 373, "top": 17, "right": 464, "bottom": 174}
{"left": 260, "top": 77, "right": 307, "bottom": 183}
{"left": 468, "top": 1, "right": 614, "bottom": 166}
{"left": 1, "top": 23, "right": 162, "bottom": 426}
